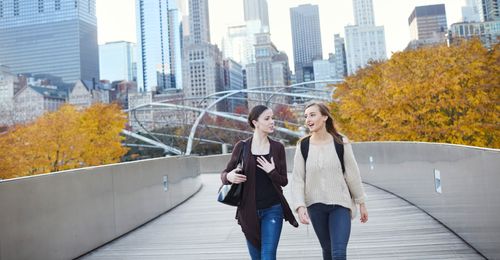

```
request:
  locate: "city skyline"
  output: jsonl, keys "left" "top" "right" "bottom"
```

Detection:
{"left": 97, "top": 0, "right": 462, "bottom": 71}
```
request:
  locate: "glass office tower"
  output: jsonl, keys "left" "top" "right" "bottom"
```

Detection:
{"left": 0, "top": 0, "right": 99, "bottom": 83}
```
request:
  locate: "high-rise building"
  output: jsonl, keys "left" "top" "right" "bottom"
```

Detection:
{"left": 136, "top": 0, "right": 183, "bottom": 92}
{"left": 344, "top": 0, "right": 386, "bottom": 75}
{"left": 99, "top": 41, "right": 136, "bottom": 82}
{"left": 222, "top": 20, "right": 265, "bottom": 68}
{"left": 0, "top": 0, "right": 99, "bottom": 83}
{"left": 221, "top": 59, "right": 245, "bottom": 112}
{"left": 290, "top": 4, "right": 323, "bottom": 83}
{"left": 462, "top": 0, "right": 483, "bottom": 22}
{"left": 409, "top": 4, "right": 448, "bottom": 41}
{"left": 353, "top": 0, "right": 375, "bottom": 26}
{"left": 189, "top": 0, "right": 210, "bottom": 44}
{"left": 334, "top": 34, "right": 348, "bottom": 78}
{"left": 182, "top": 0, "right": 224, "bottom": 112}
{"left": 481, "top": 0, "right": 500, "bottom": 21}
{"left": 406, "top": 4, "right": 448, "bottom": 49}
{"left": 246, "top": 33, "right": 290, "bottom": 108}
{"left": 243, "top": 0, "right": 270, "bottom": 32}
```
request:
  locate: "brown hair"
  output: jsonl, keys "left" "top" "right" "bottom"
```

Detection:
{"left": 248, "top": 105, "right": 270, "bottom": 129}
{"left": 305, "top": 103, "right": 343, "bottom": 144}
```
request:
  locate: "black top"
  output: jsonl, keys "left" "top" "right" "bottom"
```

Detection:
{"left": 253, "top": 154, "right": 281, "bottom": 210}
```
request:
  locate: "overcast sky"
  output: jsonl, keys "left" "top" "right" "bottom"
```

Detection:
{"left": 96, "top": 0, "right": 464, "bottom": 68}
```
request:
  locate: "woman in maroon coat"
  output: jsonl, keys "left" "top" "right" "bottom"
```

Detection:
{"left": 221, "top": 105, "right": 298, "bottom": 260}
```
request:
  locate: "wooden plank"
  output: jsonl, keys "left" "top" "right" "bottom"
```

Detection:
{"left": 79, "top": 174, "right": 484, "bottom": 260}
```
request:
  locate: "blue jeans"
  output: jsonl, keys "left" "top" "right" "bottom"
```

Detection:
{"left": 246, "top": 204, "right": 284, "bottom": 260}
{"left": 307, "top": 203, "right": 351, "bottom": 260}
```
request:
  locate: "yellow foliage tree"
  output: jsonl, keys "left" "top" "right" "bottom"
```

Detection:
{"left": 331, "top": 39, "right": 499, "bottom": 148}
{"left": 0, "top": 103, "right": 129, "bottom": 179}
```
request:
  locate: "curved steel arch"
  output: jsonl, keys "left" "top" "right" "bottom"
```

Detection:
{"left": 126, "top": 79, "right": 343, "bottom": 155}
{"left": 185, "top": 79, "right": 343, "bottom": 155}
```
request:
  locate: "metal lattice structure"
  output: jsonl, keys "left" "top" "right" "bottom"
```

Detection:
{"left": 125, "top": 79, "right": 342, "bottom": 155}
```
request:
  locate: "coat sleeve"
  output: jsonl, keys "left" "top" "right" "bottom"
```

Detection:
{"left": 291, "top": 144, "right": 306, "bottom": 212}
{"left": 221, "top": 141, "right": 244, "bottom": 185}
{"left": 267, "top": 142, "right": 288, "bottom": 186}
{"left": 343, "top": 137, "right": 367, "bottom": 204}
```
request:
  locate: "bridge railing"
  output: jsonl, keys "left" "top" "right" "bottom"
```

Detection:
{"left": 0, "top": 142, "right": 498, "bottom": 260}
{"left": 353, "top": 142, "right": 499, "bottom": 260}
{"left": 0, "top": 156, "right": 202, "bottom": 260}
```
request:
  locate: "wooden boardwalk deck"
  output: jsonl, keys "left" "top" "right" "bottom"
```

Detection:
{"left": 79, "top": 174, "right": 484, "bottom": 260}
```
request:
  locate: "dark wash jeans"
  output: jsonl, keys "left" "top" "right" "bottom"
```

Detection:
{"left": 246, "top": 203, "right": 284, "bottom": 260}
{"left": 307, "top": 203, "right": 351, "bottom": 260}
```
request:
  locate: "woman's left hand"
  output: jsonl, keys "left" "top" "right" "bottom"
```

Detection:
{"left": 359, "top": 203, "right": 368, "bottom": 223}
{"left": 256, "top": 156, "right": 275, "bottom": 173}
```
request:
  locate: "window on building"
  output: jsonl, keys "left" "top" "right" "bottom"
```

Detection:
{"left": 0, "top": 1, "right": 3, "bottom": 17}
{"left": 55, "top": 0, "right": 61, "bottom": 10}
{"left": 38, "top": 0, "right": 44, "bottom": 13}
{"left": 14, "top": 0, "right": 19, "bottom": 16}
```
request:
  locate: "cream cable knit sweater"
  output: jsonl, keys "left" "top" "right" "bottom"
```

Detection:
{"left": 291, "top": 137, "right": 366, "bottom": 218}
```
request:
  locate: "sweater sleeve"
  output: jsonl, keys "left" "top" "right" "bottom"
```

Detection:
{"left": 343, "top": 137, "right": 366, "bottom": 204}
{"left": 291, "top": 144, "right": 306, "bottom": 212}
{"left": 220, "top": 141, "right": 244, "bottom": 185}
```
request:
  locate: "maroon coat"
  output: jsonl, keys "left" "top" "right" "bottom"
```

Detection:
{"left": 221, "top": 137, "right": 299, "bottom": 248}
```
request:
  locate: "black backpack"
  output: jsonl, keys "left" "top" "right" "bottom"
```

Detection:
{"left": 300, "top": 135, "right": 345, "bottom": 174}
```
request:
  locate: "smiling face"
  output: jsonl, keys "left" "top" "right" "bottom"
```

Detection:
{"left": 252, "top": 108, "right": 275, "bottom": 134}
{"left": 304, "top": 105, "right": 328, "bottom": 133}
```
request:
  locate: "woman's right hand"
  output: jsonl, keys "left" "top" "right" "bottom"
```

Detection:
{"left": 227, "top": 167, "right": 246, "bottom": 184}
{"left": 297, "top": 206, "right": 310, "bottom": 224}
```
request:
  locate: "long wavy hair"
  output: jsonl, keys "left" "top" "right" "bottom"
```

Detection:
{"left": 305, "top": 103, "right": 343, "bottom": 144}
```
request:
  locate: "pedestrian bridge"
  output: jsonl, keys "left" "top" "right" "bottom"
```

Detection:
{"left": 0, "top": 142, "right": 498, "bottom": 260}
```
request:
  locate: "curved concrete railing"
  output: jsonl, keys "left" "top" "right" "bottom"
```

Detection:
{"left": 1, "top": 142, "right": 498, "bottom": 260}
{"left": 352, "top": 142, "right": 499, "bottom": 260}
{"left": 202, "top": 142, "right": 500, "bottom": 259}
{"left": 0, "top": 156, "right": 202, "bottom": 260}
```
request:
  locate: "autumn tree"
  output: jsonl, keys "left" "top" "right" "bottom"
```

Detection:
{"left": 0, "top": 103, "right": 128, "bottom": 179}
{"left": 331, "top": 39, "right": 499, "bottom": 148}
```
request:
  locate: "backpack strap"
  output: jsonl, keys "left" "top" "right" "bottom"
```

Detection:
{"left": 334, "top": 136, "right": 345, "bottom": 174}
{"left": 300, "top": 136, "right": 311, "bottom": 163}
{"left": 300, "top": 135, "right": 345, "bottom": 174}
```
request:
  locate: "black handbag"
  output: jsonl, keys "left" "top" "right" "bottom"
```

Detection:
{"left": 217, "top": 141, "right": 247, "bottom": 206}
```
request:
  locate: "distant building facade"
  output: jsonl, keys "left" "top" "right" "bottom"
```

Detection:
{"left": 0, "top": 0, "right": 99, "bottom": 83}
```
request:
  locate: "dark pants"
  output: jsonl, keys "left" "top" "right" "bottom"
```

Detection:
{"left": 246, "top": 204, "right": 284, "bottom": 260}
{"left": 308, "top": 203, "right": 351, "bottom": 260}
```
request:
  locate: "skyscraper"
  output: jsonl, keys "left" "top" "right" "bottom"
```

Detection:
{"left": 409, "top": 4, "right": 447, "bottom": 41}
{"left": 353, "top": 0, "right": 375, "bottom": 26}
{"left": 246, "top": 33, "right": 291, "bottom": 108}
{"left": 462, "top": 0, "right": 482, "bottom": 22}
{"left": 290, "top": 4, "right": 323, "bottom": 83}
{"left": 189, "top": 0, "right": 210, "bottom": 44}
{"left": 481, "top": 0, "right": 500, "bottom": 21}
{"left": 136, "top": 0, "right": 183, "bottom": 92}
{"left": 99, "top": 41, "right": 136, "bottom": 82}
{"left": 334, "top": 34, "right": 348, "bottom": 78}
{"left": 0, "top": 0, "right": 99, "bottom": 83}
{"left": 182, "top": 0, "right": 224, "bottom": 111}
{"left": 243, "top": 0, "right": 270, "bottom": 32}
{"left": 344, "top": 0, "right": 386, "bottom": 75}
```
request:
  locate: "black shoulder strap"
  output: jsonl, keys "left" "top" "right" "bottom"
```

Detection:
{"left": 300, "top": 135, "right": 345, "bottom": 174}
{"left": 300, "top": 136, "right": 310, "bottom": 163}
{"left": 334, "top": 137, "right": 345, "bottom": 174}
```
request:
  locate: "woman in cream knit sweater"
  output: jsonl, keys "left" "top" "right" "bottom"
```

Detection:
{"left": 291, "top": 103, "right": 368, "bottom": 260}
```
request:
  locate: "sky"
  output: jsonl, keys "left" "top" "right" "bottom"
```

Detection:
{"left": 96, "top": 0, "right": 464, "bottom": 70}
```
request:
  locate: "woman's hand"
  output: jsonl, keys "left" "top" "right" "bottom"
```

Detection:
{"left": 297, "top": 206, "right": 310, "bottom": 224}
{"left": 359, "top": 203, "right": 368, "bottom": 223}
{"left": 256, "top": 156, "right": 275, "bottom": 173}
{"left": 226, "top": 167, "right": 246, "bottom": 184}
